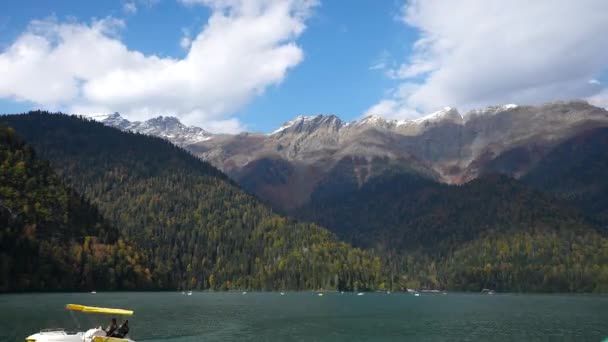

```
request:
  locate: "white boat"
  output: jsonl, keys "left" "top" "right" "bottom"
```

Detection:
{"left": 187, "top": 291, "right": 193, "bottom": 296}
{"left": 90, "top": 291, "right": 97, "bottom": 294}
{"left": 357, "top": 292, "right": 364, "bottom": 296}
{"left": 280, "top": 292, "right": 285, "bottom": 296}
{"left": 420, "top": 289, "right": 440, "bottom": 293}
{"left": 414, "top": 293, "right": 420, "bottom": 297}
{"left": 25, "top": 304, "right": 135, "bottom": 342}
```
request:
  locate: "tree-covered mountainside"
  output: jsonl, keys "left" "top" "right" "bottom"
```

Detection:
{"left": 1, "top": 112, "right": 381, "bottom": 291}
{"left": 0, "top": 125, "right": 152, "bottom": 292}
{"left": 3, "top": 111, "right": 607, "bottom": 293}
{"left": 523, "top": 127, "right": 608, "bottom": 226}
{"left": 298, "top": 173, "right": 608, "bottom": 292}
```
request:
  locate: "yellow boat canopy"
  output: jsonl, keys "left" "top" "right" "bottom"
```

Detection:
{"left": 66, "top": 304, "right": 134, "bottom": 315}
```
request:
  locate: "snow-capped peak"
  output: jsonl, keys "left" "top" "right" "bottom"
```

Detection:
{"left": 270, "top": 114, "right": 343, "bottom": 135}
{"left": 101, "top": 113, "right": 213, "bottom": 146}
{"left": 87, "top": 112, "right": 122, "bottom": 122}
{"left": 266, "top": 103, "right": 527, "bottom": 137}
{"left": 466, "top": 104, "right": 519, "bottom": 117}
{"left": 356, "top": 114, "right": 389, "bottom": 126}
{"left": 413, "top": 107, "right": 462, "bottom": 124}
{"left": 360, "top": 114, "right": 384, "bottom": 123}
{"left": 271, "top": 116, "right": 314, "bottom": 135}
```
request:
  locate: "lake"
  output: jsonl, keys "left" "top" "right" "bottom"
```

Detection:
{"left": 1, "top": 292, "right": 607, "bottom": 341}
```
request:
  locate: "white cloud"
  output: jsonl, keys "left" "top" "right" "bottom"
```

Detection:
{"left": 369, "top": 50, "right": 389, "bottom": 71}
{"left": 364, "top": 83, "right": 420, "bottom": 120}
{"left": 201, "top": 117, "right": 246, "bottom": 133}
{"left": 369, "top": 61, "right": 386, "bottom": 71}
{"left": 123, "top": 2, "right": 137, "bottom": 14}
{"left": 179, "top": 28, "right": 192, "bottom": 50}
{"left": 367, "top": 0, "right": 608, "bottom": 118}
{"left": 179, "top": 36, "right": 192, "bottom": 49}
{"left": 588, "top": 89, "right": 608, "bottom": 109}
{"left": 0, "top": 0, "right": 317, "bottom": 133}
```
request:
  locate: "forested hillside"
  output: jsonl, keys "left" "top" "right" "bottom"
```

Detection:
{"left": 298, "top": 173, "right": 608, "bottom": 292}
{"left": 3, "top": 111, "right": 607, "bottom": 293}
{"left": 523, "top": 127, "right": 608, "bottom": 226}
{"left": 1, "top": 112, "right": 381, "bottom": 291}
{"left": 0, "top": 125, "right": 151, "bottom": 291}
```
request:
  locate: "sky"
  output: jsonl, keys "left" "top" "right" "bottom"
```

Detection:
{"left": 1, "top": 0, "right": 608, "bottom": 133}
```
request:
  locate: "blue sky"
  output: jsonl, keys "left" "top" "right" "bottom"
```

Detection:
{"left": 1, "top": 0, "right": 607, "bottom": 133}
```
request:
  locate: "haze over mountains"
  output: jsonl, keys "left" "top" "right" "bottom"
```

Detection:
{"left": 102, "top": 101, "right": 608, "bottom": 211}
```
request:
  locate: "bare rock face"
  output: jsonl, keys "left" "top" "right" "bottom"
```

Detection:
{"left": 101, "top": 113, "right": 213, "bottom": 147}
{"left": 101, "top": 101, "right": 608, "bottom": 211}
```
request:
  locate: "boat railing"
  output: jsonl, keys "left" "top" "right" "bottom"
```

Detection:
{"left": 40, "top": 328, "right": 81, "bottom": 335}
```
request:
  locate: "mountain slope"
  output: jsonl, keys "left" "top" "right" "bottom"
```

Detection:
{"left": 101, "top": 112, "right": 213, "bottom": 147}
{"left": 0, "top": 125, "right": 151, "bottom": 291}
{"left": 297, "top": 173, "right": 608, "bottom": 292}
{"left": 1, "top": 112, "right": 381, "bottom": 291}
{"left": 102, "top": 102, "right": 608, "bottom": 212}
{"left": 523, "top": 127, "right": 608, "bottom": 225}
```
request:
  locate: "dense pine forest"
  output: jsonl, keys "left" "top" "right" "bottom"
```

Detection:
{"left": 0, "top": 112, "right": 381, "bottom": 292}
{"left": 298, "top": 173, "right": 608, "bottom": 292}
{"left": 523, "top": 127, "right": 608, "bottom": 226}
{"left": 2, "top": 111, "right": 608, "bottom": 293}
{"left": 0, "top": 125, "right": 152, "bottom": 291}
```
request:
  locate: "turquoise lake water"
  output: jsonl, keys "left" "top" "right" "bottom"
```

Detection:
{"left": 1, "top": 292, "right": 607, "bottom": 341}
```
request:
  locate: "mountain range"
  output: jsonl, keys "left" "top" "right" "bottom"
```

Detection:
{"left": 102, "top": 101, "right": 608, "bottom": 211}
{"left": 2, "top": 107, "right": 608, "bottom": 292}
{"left": 99, "top": 112, "right": 213, "bottom": 147}
{"left": 1, "top": 112, "right": 381, "bottom": 292}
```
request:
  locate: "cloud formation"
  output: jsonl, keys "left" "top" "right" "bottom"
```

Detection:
{"left": 0, "top": 0, "right": 317, "bottom": 133}
{"left": 123, "top": 2, "right": 137, "bottom": 14}
{"left": 367, "top": 0, "right": 608, "bottom": 118}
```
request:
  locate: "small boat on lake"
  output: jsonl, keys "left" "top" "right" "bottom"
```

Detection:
{"left": 481, "top": 288, "right": 496, "bottom": 295}
{"left": 420, "top": 289, "right": 440, "bottom": 293}
{"left": 25, "top": 304, "right": 135, "bottom": 342}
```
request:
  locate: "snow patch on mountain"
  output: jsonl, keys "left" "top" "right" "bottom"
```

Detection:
{"left": 270, "top": 114, "right": 344, "bottom": 135}
{"left": 413, "top": 107, "right": 462, "bottom": 123}
{"left": 467, "top": 104, "right": 519, "bottom": 117}
{"left": 101, "top": 113, "right": 213, "bottom": 146}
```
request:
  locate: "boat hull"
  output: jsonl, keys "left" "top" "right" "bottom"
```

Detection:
{"left": 26, "top": 329, "right": 134, "bottom": 342}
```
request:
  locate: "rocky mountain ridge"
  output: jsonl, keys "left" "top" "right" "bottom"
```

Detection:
{"left": 100, "top": 101, "right": 608, "bottom": 210}
{"left": 99, "top": 112, "right": 213, "bottom": 147}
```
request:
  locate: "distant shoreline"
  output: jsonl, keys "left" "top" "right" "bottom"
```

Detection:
{"left": 2, "top": 290, "right": 607, "bottom": 295}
